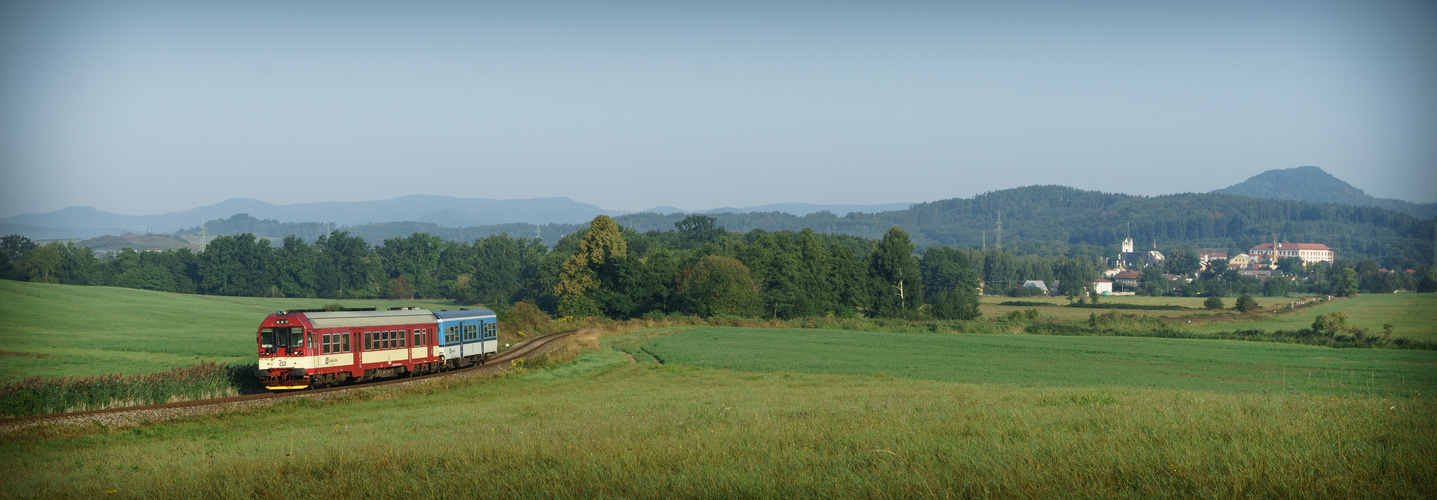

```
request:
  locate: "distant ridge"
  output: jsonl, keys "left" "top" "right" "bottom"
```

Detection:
{"left": 637, "top": 202, "right": 912, "bottom": 216}
{"left": 0, "top": 196, "right": 617, "bottom": 239}
{"left": 1212, "top": 166, "right": 1437, "bottom": 219}
{"left": 0, "top": 197, "right": 914, "bottom": 242}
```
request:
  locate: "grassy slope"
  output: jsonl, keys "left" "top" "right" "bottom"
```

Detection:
{"left": 635, "top": 327, "right": 1437, "bottom": 398}
{"left": 0, "top": 280, "right": 456, "bottom": 381}
{"left": 3, "top": 348, "right": 1433, "bottom": 498}
{"left": 1183, "top": 294, "right": 1437, "bottom": 341}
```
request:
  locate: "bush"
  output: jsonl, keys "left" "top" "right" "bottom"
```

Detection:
{"left": 1007, "top": 286, "right": 1047, "bottom": 297}
{"left": 1234, "top": 294, "right": 1258, "bottom": 313}
{"left": 1203, "top": 296, "right": 1225, "bottom": 310}
{"left": 557, "top": 295, "right": 603, "bottom": 318}
{"left": 500, "top": 301, "right": 552, "bottom": 337}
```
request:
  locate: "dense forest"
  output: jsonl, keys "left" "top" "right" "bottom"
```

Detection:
{"left": 4, "top": 212, "right": 1434, "bottom": 322}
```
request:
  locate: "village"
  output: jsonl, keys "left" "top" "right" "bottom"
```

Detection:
{"left": 1009, "top": 235, "right": 1386, "bottom": 299}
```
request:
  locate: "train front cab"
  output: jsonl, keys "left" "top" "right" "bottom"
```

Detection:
{"left": 433, "top": 308, "right": 499, "bottom": 368}
{"left": 256, "top": 313, "right": 318, "bottom": 390}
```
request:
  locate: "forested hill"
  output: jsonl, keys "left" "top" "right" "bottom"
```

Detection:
{"left": 179, "top": 185, "right": 1433, "bottom": 265}
{"left": 1212, "top": 166, "right": 1437, "bottom": 219}
{"left": 608, "top": 186, "right": 1433, "bottom": 262}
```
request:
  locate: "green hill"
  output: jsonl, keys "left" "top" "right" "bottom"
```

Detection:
{"left": 1213, "top": 166, "right": 1437, "bottom": 219}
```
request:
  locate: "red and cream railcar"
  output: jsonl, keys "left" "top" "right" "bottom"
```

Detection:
{"left": 256, "top": 308, "right": 444, "bottom": 390}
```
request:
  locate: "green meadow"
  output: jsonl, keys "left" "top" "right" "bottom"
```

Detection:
{"left": 1185, "top": 293, "right": 1437, "bottom": 342}
{"left": 628, "top": 327, "right": 1437, "bottom": 398}
{"left": 2, "top": 281, "right": 1436, "bottom": 496}
{"left": 980, "top": 294, "right": 1298, "bottom": 321}
{"left": 3, "top": 342, "right": 1434, "bottom": 498}
{"left": 0, "top": 280, "right": 454, "bottom": 381}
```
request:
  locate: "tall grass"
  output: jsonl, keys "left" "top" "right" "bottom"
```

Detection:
{"left": 0, "top": 361, "right": 262, "bottom": 417}
{"left": 3, "top": 351, "right": 1433, "bottom": 498}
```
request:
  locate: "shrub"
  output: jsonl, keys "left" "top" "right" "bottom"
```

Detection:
{"left": 1234, "top": 294, "right": 1258, "bottom": 313}
{"left": 1203, "top": 296, "right": 1225, "bottom": 310}
{"left": 1312, "top": 312, "right": 1349, "bottom": 337}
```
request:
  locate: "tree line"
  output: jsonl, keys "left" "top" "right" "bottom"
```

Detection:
{"left": 3, "top": 213, "right": 1433, "bottom": 322}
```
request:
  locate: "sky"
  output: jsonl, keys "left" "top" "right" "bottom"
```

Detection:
{"left": 2, "top": 0, "right": 1434, "bottom": 218}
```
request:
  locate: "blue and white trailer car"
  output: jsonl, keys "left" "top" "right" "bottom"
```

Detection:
{"left": 432, "top": 308, "right": 499, "bottom": 368}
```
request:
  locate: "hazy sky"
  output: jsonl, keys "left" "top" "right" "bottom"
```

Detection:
{"left": 2, "top": 0, "right": 1434, "bottom": 218}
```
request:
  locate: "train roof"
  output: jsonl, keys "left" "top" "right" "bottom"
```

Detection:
{"left": 295, "top": 309, "right": 435, "bottom": 329}
{"left": 432, "top": 308, "right": 497, "bottom": 321}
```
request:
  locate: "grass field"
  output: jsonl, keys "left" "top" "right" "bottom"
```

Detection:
{"left": 3, "top": 341, "right": 1434, "bottom": 498}
{"left": 979, "top": 295, "right": 1300, "bottom": 321}
{"left": 1185, "top": 294, "right": 1437, "bottom": 342}
{"left": 0, "top": 280, "right": 457, "bottom": 381}
{"left": 627, "top": 327, "right": 1437, "bottom": 398}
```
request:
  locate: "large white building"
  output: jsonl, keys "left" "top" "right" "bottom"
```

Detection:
{"left": 1248, "top": 242, "right": 1335, "bottom": 265}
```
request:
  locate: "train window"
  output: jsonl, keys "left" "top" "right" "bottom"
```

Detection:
{"left": 383, "top": 331, "right": 390, "bottom": 349}
{"left": 398, "top": 330, "right": 406, "bottom": 349}
{"left": 413, "top": 330, "right": 420, "bottom": 347}
{"left": 293, "top": 329, "right": 307, "bottom": 350}
{"left": 260, "top": 328, "right": 274, "bottom": 349}
{"left": 364, "top": 332, "right": 371, "bottom": 351}
{"left": 322, "top": 334, "right": 331, "bottom": 354}
{"left": 342, "top": 333, "right": 350, "bottom": 352}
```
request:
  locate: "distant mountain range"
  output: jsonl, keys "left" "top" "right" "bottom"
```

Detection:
{"left": 0, "top": 196, "right": 912, "bottom": 241}
{"left": 1212, "top": 166, "right": 1437, "bottom": 219}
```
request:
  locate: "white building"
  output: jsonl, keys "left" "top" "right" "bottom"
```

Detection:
{"left": 1248, "top": 242, "right": 1335, "bottom": 265}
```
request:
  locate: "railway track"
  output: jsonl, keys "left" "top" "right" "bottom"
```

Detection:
{"left": 0, "top": 329, "right": 581, "bottom": 430}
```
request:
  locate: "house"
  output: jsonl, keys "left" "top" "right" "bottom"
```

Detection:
{"left": 1198, "top": 252, "right": 1228, "bottom": 262}
{"left": 1092, "top": 279, "right": 1113, "bottom": 295}
{"left": 1238, "top": 269, "right": 1274, "bottom": 279}
{"left": 1248, "top": 242, "right": 1334, "bottom": 265}
{"left": 1022, "top": 280, "right": 1050, "bottom": 295}
{"left": 1113, "top": 270, "right": 1142, "bottom": 288}
{"left": 1228, "top": 253, "right": 1253, "bottom": 268}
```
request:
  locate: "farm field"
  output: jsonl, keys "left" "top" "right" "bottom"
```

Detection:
{"left": 0, "top": 280, "right": 457, "bottom": 381}
{"left": 980, "top": 294, "right": 1302, "bottom": 321}
{"left": 628, "top": 327, "right": 1437, "bottom": 398}
{"left": 1185, "top": 294, "right": 1437, "bottom": 342}
{"left": 3, "top": 337, "right": 1434, "bottom": 498}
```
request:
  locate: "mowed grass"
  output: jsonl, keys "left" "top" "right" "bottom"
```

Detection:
{"left": 3, "top": 347, "right": 1434, "bottom": 498}
{"left": 1185, "top": 293, "right": 1437, "bottom": 342}
{"left": 634, "top": 327, "right": 1437, "bottom": 398}
{"left": 0, "top": 280, "right": 456, "bottom": 381}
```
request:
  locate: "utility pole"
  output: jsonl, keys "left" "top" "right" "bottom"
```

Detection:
{"left": 995, "top": 212, "right": 1003, "bottom": 252}
{"left": 199, "top": 219, "right": 207, "bottom": 252}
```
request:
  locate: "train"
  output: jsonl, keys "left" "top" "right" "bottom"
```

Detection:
{"left": 255, "top": 307, "right": 499, "bottom": 390}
